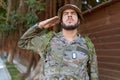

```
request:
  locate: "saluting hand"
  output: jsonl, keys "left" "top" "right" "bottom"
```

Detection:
{"left": 38, "top": 16, "right": 59, "bottom": 29}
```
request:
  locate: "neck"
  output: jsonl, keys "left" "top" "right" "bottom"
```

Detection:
{"left": 62, "top": 29, "right": 78, "bottom": 42}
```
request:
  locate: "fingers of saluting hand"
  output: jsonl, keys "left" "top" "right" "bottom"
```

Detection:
{"left": 38, "top": 16, "right": 60, "bottom": 29}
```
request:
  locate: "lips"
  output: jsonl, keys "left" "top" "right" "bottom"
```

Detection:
{"left": 67, "top": 18, "right": 73, "bottom": 23}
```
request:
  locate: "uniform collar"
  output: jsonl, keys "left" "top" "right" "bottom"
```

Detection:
{"left": 55, "top": 32, "right": 83, "bottom": 44}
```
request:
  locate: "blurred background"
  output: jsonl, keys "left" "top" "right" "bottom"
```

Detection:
{"left": 0, "top": 0, "right": 120, "bottom": 80}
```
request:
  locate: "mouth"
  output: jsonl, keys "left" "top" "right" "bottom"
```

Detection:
{"left": 66, "top": 18, "right": 73, "bottom": 23}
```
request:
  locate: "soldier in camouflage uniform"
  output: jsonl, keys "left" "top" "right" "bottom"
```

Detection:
{"left": 18, "top": 4, "right": 99, "bottom": 80}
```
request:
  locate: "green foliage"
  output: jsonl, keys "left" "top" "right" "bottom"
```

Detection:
{"left": 25, "top": 0, "right": 46, "bottom": 12}
{"left": 24, "top": 12, "right": 38, "bottom": 28}
{"left": 0, "top": 8, "right": 6, "bottom": 23}
{"left": 0, "top": 0, "right": 45, "bottom": 33}
{"left": 23, "top": 0, "right": 45, "bottom": 28}
{"left": 0, "top": 0, "right": 7, "bottom": 9}
{"left": 0, "top": 0, "right": 7, "bottom": 24}
{"left": 9, "top": 11, "right": 21, "bottom": 25}
{"left": 6, "top": 63, "right": 20, "bottom": 80}
{"left": 39, "top": 2, "right": 46, "bottom": 11}
{"left": 0, "top": 11, "right": 19, "bottom": 32}
{"left": 0, "top": 23, "right": 15, "bottom": 32}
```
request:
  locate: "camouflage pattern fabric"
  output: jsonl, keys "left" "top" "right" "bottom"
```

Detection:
{"left": 18, "top": 24, "right": 99, "bottom": 80}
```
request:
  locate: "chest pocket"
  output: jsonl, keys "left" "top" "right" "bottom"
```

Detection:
{"left": 62, "top": 45, "right": 89, "bottom": 66}
{"left": 50, "top": 44, "right": 89, "bottom": 64}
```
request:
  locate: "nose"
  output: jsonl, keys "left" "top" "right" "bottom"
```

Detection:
{"left": 68, "top": 13, "right": 72, "bottom": 17}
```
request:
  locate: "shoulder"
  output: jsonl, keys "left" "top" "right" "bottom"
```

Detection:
{"left": 77, "top": 34, "right": 86, "bottom": 43}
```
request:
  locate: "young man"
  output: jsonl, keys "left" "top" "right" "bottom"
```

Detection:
{"left": 18, "top": 4, "right": 99, "bottom": 80}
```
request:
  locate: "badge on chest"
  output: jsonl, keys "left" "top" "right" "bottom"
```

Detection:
{"left": 72, "top": 52, "right": 77, "bottom": 59}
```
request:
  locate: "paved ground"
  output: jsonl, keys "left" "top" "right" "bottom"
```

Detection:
{"left": 0, "top": 54, "right": 27, "bottom": 80}
{"left": 0, "top": 58, "right": 11, "bottom": 80}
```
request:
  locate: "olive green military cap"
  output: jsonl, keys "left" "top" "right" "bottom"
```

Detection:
{"left": 58, "top": 4, "right": 84, "bottom": 21}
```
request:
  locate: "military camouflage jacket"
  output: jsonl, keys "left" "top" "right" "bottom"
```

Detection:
{"left": 18, "top": 24, "right": 99, "bottom": 80}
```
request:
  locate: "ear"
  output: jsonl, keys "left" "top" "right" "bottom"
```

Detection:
{"left": 77, "top": 19, "right": 80, "bottom": 25}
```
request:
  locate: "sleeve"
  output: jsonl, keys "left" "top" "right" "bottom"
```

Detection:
{"left": 89, "top": 50, "right": 99, "bottom": 80}
{"left": 18, "top": 23, "right": 47, "bottom": 52}
{"left": 84, "top": 36, "right": 99, "bottom": 80}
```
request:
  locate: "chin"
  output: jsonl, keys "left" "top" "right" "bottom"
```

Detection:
{"left": 61, "top": 23, "right": 78, "bottom": 30}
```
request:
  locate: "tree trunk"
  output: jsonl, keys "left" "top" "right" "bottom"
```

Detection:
{"left": 7, "top": 50, "right": 14, "bottom": 64}
{"left": 5, "top": 0, "right": 19, "bottom": 64}
{"left": 6, "top": 0, "right": 12, "bottom": 23}
{"left": 17, "top": 0, "right": 27, "bottom": 16}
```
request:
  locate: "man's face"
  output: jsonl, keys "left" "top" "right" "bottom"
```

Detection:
{"left": 61, "top": 9, "right": 80, "bottom": 30}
